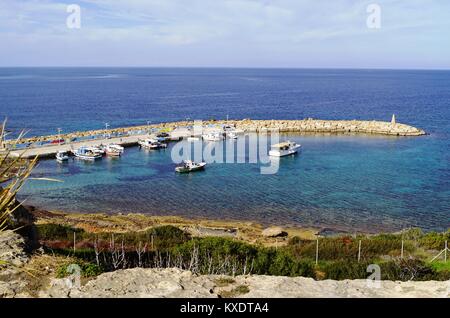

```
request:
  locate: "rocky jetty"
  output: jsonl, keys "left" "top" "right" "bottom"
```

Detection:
{"left": 8, "top": 118, "right": 425, "bottom": 146}
{"left": 231, "top": 119, "right": 426, "bottom": 136}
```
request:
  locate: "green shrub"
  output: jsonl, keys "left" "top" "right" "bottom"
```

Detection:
{"left": 147, "top": 225, "right": 190, "bottom": 250}
{"left": 380, "top": 259, "right": 438, "bottom": 281}
{"left": 287, "top": 234, "right": 413, "bottom": 262}
{"left": 321, "top": 261, "right": 369, "bottom": 280}
{"left": 37, "top": 223, "right": 84, "bottom": 241}
{"left": 419, "top": 231, "right": 450, "bottom": 250}
{"left": 56, "top": 262, "right": 103, "bottom": 278}
{"left": 172, "top": 237, "right": 315, "bottom": 277}
{"left": 267, "top": 250, "right": 315, "bottom": 277}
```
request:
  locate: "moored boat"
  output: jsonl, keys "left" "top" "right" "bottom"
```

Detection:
{"left": 138, "top": 138, "right": 168, "bottom": 149}
{"left": 104, "top": 144, "right": 124, "bottom": 156}
{"left": 73, "top": 146, "right": 103, "bottom": 161}
{"left": 226, "top": 132, "right": 238, "bottom": 140}
{"left": 202, "top": 132, "right": 224, "bottom": 141}
{"left": 269, "top": 141, "right": 301, "bottom": 157}
{"left": 55, "top": 150, "right": 70, "bottom": 162}
{"left": 187, "top": 136, "right": 200, "bottom": 142}
{"left": 175, "top": 160, "right": 206, "bottom": 173}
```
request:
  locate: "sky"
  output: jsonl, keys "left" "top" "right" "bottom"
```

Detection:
{"left": 0, "top": 0, "right": 449, "bottom": 69}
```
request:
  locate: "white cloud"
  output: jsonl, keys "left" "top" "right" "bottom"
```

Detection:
{"left": 0, "top": 0, "right": 449, "bottom": 68}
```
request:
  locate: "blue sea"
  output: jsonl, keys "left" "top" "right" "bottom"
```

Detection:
{"left": 1, "top": 68, "right": 449, "bottom": 232}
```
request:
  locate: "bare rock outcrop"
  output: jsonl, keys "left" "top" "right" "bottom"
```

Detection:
{"left": 262, "top": 226, "right": 288, "bottom": 238}
{"left": 0, "top": 230, "right": 29, "bottom": 297}
{"left": 41, "top": 268, "right": 217, "bottom": 298}
{"left": 40, "top": 268, "right": 449, "bottom": 298}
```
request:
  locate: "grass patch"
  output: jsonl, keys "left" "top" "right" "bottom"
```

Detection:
{"left": 429, "top": 261, "right": 450, "bottom": 272}
{"left": 215, "top": 277, "right": 235, "bottom": 287}
{"left": 220, "top": 285, "right": 250, "bottom": 298}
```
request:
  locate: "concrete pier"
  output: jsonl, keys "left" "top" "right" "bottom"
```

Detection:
{"left": 5, "top": 118, "right": 425, "bottom": 159}
{"left": 8, "top": 134, "right": 147, "bottom": 159}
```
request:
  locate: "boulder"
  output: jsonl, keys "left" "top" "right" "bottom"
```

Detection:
{"left": 261, "top": 226, "right": 288, "bottom": 238}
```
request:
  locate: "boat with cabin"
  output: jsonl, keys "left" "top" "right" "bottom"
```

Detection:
{"left": 202, "top": 132, "right": 224, "bottom": 141}
{"left": 268, "top": 141, "right": 301, "bottom": 157}
{"left": 175, "top": 160, "right": 206, "bottom": 173}
{"left": 138, "top": 138, "right": 167, "bottom": 149}
{"left": 104, "top": 144, "right": 124, "bottom": 156}
{"left": 73, "top": 146, "right": 103, "bottom": 161}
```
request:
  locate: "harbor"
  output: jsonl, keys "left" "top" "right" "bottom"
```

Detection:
{"left": 3, "top": 117, "right": 426, "bottom": 159}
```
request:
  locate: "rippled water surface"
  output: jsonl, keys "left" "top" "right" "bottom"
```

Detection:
{"left": 1, "top": 68, "right": 449, "bottom": 232}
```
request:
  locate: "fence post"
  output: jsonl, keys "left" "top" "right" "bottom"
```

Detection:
{"left": 315, "top": 238, "right": 319, "bottom": 265}
{"left": 358, "top": 240, "right": 361, "bottom": 262}
{"left": 445, "top": 241, "right": 448, "bottom": 263}
{"left": 401, "top": 240, "right": 404, "bottom": 259}
{"left": 73, "top": 231, "right": 76, "bottom": 253}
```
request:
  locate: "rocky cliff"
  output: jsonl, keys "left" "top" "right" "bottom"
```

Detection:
{"left": 40, "top": 267, "right": 449, "bottom": 298}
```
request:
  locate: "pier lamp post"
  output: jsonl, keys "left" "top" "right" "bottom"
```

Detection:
{"left": 104, "top": 123, "right": 110, "bottom": 139}
{"left": 147, "top": 120, "right": 151, "bottom": 133}
{"left": 57, "top": 128, "right": 62, "bottom": 145}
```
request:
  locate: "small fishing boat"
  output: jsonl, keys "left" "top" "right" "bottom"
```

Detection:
{"left": 104, "top": 144, "right": 124, "bottom": 156}
{"left": 269, "top": 141, "right": 301, "bottom": 157}
{"left": 187, "top": 136, "right": 200, "bottom": 142}
{"left": 226, "top": 132, "right": 238, "bottom": 140}
{"left": 202, "top": 132, "right": 223, "bottom": 141}
{"left": 73, "top": 146, "right": 103, "bottom": 161}
{"left": 138, "top": 138, "right": 167, "bottom": 149}
{"left": 175, "top": 160, "right": 206, "bottom": 173}
{"left": 55, "top": 150, "right": 70, "bottom": 162}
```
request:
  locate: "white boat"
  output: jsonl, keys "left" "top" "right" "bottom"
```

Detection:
{"left": 56, "top": 150, "right": 70, "bottom": 162}
{"left": 226, "top": 132, "right": 238, "bottom": 140}
{"left": 89, "top": 146, "right": 105, "bottom": 156}
{"left": 202, "top": 132, "right": 224, "bottom": 141}
{"left": 187, "top": 136, "right": 200, "bottom": 142}
{"left": 175, "top": 160, "right": 206, "bottom": 173}
{"left": 269, "top": 141, "right": 301, "bottom": 157}
{"left": 138, "top": 138, "right": 168, "bottom": 149}
{"left": 73, "top": 146, "right": 102, "bottom": 161}
{"left": 104, "top": 144, "right": 124, "bottom": 156}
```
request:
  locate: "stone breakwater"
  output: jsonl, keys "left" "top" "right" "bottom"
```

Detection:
{"left": 227, "top": 119, "right": 426, "bottom": 136}
{"left": 9, "top": 118, "right": 425, "bottom": 145}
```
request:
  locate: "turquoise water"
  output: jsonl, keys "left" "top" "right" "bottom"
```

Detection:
{"left": 1, "top": 68, "right": 449, "bottom": 232}
{"left": 22, "top": 133, "right": 449, "bottom": 233}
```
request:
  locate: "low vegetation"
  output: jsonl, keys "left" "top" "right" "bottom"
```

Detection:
{"left": 36, "top": 223, "right": 450, "bottom": 281}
